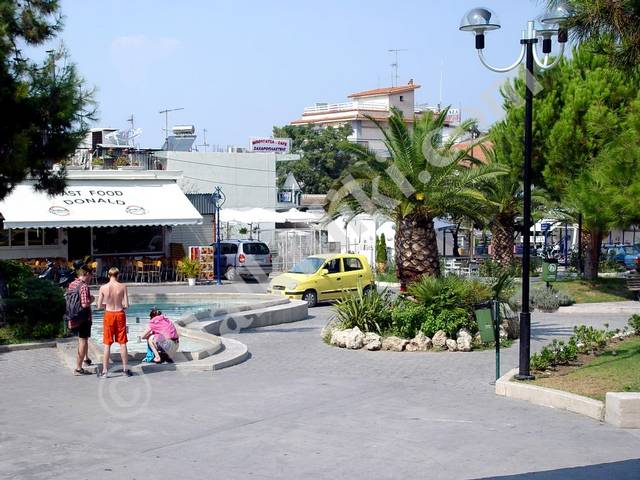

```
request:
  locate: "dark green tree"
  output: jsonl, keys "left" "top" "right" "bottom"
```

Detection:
{"left": 272, "top": 124, "right": 355, "bottom": 194}
{"left": 0, "top": 0, "right": 93, "bottom": 201}
{"left": 548, "top": 0, "right": 640, "bottom": 68}
{"left": 492, "top": 45, "right": 640, "bottom": 279}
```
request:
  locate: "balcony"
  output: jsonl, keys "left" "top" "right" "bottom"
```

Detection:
{"left": 303, "top": 101, "right": 388, "bottom": 115}
{"left": 68, "top": 147, "right": 163, "bottom": 171}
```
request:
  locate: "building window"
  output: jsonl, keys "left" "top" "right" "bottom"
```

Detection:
{"left": 43, "top": 229, "right": 59, "bottom": 246}
{"left": 93, "top": 226, "right": 164, "bottom": 255}
{"left": 10, "top": 229, "right": 25, "bottom": 247}
{"left": 399, "top": 95, "right": 404, "bottom": 102}
{"left": 0, "top": 229, "right": 9, "bottom": 247}
{"left": 27, "top": 228, "right": 43, "bottom": 246}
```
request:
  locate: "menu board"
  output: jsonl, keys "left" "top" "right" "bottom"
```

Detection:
{"left": 189, "top": 246, "right": 215, "bottom": 280}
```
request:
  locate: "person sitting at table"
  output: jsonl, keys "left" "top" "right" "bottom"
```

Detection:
{"left": 141, "top": 308, "right": 179, "bottom": 363}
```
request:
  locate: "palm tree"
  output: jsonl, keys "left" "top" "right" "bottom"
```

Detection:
{"left": 326, "top": 108, "right": 505, "bottom": 288}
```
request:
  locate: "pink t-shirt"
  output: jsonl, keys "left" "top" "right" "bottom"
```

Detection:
{"left": 149, "top": 315, "right": 178, "bottom": 340}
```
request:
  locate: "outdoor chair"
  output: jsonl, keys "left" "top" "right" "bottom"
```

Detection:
{"left": 134, "top": 260, "right": 147, "bottom": 283}
{"left": 175, "top": 260, "right": 184, "bottom": 282}
{"left": 147, "top": 260, "right": 162, "bottom": 283}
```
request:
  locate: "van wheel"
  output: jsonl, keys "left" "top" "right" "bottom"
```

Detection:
{"left": 363, "top": 285, "right": 374, "bottom": 296}
{"left": 225, "top": 267, "right": 238, "bottom": 282}
{"left": 302, "top": 290, "right": 318, "bottom": 308}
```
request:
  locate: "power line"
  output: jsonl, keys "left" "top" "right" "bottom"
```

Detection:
{"left": 160, "top": 154, "right": 275, "bottom": 173}
{"left": 182, "top": 175, "right": 278, "bottom": 190}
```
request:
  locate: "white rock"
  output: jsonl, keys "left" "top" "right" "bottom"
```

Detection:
{"left": 406, "top": 331, "right": 432, "bottom": 352}
{"left": 381, "top": 336, "right": 409, "bottom": 352}
{"left": 330, "top": 329, "right": 348, "bottom": 348}
{"left": 363, "top": 332, "right": 381, "bottom": 345}
{"left": 446, "top": 339, "right": 458, "bottom": 352}
{"left": 432, "top": 330, "right": 448, "bottom": 350}
{"left": 344, "top": 326, "right": 365, "bottom": 349}
{"left": 456, "top": 328, "right": 473, "bottom": 352}
{"left": 366, "top": 338, "right": 382, "bottom": 351}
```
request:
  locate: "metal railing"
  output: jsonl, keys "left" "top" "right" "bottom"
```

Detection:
{"left": 303, "top": 101, "right": 388, "bottom": 114}
{"left": 68, "top": 148, "right": 162, "bottom": 170}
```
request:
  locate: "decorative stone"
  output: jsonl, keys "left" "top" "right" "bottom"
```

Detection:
{"left": 381, "top": 336, "right": 408, "bottom": 352}
{"left": 456, "top": 329, "right": 473, "bottom": 352}
{"left": 500, "top": 303, "right": 520, "bottom": 339}
{"left": 432, "top": 330, "right": 448, "bottom": 350}
{"left": 406, "top": 331, "right": 432, "bottom": 352}
{"left": 344, "top": 326, "right": 365, "bottom": 349}
{"left": 330, "top": 329, "right": 348, "bottom": 348}
{"left": 473, "top": 332, "right": 482, "bottom": 347}
{"left": 446, "top": 339, "right": 458, "bottom": 352}
{"left": 499, "top": 326, "right": 508, "bottom": 339}
{"left": 366, "top": 338, "right": 382, "bottom": 351}
{"left": 364, "top": 332, "right": 381, "bottom": 345}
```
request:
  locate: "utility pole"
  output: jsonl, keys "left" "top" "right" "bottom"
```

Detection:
{"left": 158, "top": 107, "right": 184, "bottom": 147}
{"left": 388, "top": 48, "right": 407, "bottom": 87}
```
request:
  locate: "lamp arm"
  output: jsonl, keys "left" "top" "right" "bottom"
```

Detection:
{"left": 477, "top": 44, "right": 526, "bottom": 73}
{"left": 533, "top": 42, "right": 565, "bottom": 70}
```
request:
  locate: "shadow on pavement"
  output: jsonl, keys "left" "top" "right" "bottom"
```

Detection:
{"left": 473, "top": 458, "right": 640, "bottom": 480}
{"left": 531, "top": 322, "right": 574, "bottom": 341}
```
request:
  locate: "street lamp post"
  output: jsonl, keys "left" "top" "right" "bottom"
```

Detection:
{"left": 459, "top": 4, "right": 570, "bottom": 380}
{"left": 211, "top": 186, "right": 226, "bottom": 286}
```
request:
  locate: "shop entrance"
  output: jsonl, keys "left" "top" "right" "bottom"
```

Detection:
{"left": 67, "top": 227, "right": 91, "bottom": 261}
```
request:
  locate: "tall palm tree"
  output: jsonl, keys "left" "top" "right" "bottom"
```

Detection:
{"left": 326, "top": 108, "right": 505, "bottom": 288}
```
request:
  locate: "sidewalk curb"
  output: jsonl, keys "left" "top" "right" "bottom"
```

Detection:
{"left": 496, "top": 367, "right": 604, "bottom": 421}
{"left": 0, "top": 340, "right": 58, "bottom": 353}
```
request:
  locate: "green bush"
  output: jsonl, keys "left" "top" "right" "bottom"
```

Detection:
{"left": 421, "top": 305, "right": 475, "bottom": 338}
{"left": 2, "top": 274, "right": 65, "bottom": 340}
{"left": 629, "top": 314, "right": 640, "bottom": 335}
{"left": 573, "top": 325, "right": 613, "bottom": 354}
{"left": 408, "top": 275, "right": 492, "bottom": 310}
{"left": 510, "top": 285, "right": 575, "bottom": 312}
{"left": 390, "top": 301, "right": 427, "bottom": 338}
{"left": 530, "top": 338, "right": 578, "bottom": 371}
{"left": 332, "top": 288, "right": 393, "bottom": 334}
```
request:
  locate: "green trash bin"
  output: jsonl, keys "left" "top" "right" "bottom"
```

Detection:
{"left": 542, "top": 258, "right": 558, "bottom": 282}
{"left": 474, "top": 301, "right": 496, "bottom": 343}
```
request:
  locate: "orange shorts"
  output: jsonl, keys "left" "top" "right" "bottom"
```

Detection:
{"left": 103, "top": 310, "right": 127, "bottom": 345}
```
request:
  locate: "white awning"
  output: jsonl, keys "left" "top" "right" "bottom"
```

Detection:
{"left": 0, "top": 180, "right": 203, "bottom": 229}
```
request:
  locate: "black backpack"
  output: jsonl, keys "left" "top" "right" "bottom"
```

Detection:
{"left": 64, "top": 283, "right": 86, "bottom": 329}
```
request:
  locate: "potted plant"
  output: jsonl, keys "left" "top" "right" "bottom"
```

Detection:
{"left": 376, "top": 233, "right": 388, "bottom": 273}
{"left": 178, "top": 257, "right": 201, "bottom": 286}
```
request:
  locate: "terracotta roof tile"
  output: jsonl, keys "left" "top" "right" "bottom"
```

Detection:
{"left": 348, "top": 84, "right": 420, "bottom": 98}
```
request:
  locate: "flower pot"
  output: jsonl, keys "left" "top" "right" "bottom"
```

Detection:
{"left": 187, "top": 277, "right": 196, "bottom": 287}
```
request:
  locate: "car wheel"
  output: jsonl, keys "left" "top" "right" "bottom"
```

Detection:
{"left": 302, "top": 289, "right": 318, "bottom": 308}
{"left": 225, "top": 267, "right": 238, "bottom": 282}
{"left": 363, "top": 285, "right": 375, "bottom": 296}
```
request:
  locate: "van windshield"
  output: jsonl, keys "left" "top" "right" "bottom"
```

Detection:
{"left": 289, "top": 257, "right": 324, "bottom": 274}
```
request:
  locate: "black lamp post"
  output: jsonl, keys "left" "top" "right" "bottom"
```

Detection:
{"left": 459, "top": 4, "right": 570, "bottom": 380}
{"left": 211, "top": 186, "right": 226, "bottom": 286}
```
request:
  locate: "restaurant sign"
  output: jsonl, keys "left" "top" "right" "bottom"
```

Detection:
{"left": 249, "top": 137, "right": 291, "bottom": 153}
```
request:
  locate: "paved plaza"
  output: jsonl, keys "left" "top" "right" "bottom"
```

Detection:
{"left": 1, "top": 284, "right": 639, "bottom": 479}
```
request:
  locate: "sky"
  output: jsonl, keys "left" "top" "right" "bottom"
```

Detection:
{"left": 51, "top": 0, "right": 546, "bottom": 149}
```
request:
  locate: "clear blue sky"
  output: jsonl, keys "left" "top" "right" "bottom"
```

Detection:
{"left": 55, "top": 0, "right": 546, "bottom": 149}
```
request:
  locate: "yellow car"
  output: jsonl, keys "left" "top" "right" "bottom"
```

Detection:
{"left": 268, "top": 253, "right": 376, "bottom": 307}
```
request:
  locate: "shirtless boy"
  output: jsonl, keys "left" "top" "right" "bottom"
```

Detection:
{"left": 97, "top": 267, "right": 131, "bottom": 377}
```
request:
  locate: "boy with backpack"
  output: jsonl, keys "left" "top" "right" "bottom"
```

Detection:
{"left": 65, "top": 265, "right": 94, "bottom": 375}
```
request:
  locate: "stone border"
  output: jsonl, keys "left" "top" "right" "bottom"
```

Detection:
{"left": 496, "top": 368, "right": 640, "bottom": 428}
{"left": 0, "top": 340, "right": 58, "bottom": 353}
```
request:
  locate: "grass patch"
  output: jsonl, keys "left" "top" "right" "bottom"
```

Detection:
{"left": 376, "top": 272, "right": 399, "bottom": 283}
{"left": 532, "top": 336, "right": 640, "bottom": 401}
{"left": 550, "top": 278, "right": 633, "bottom": 303}
{"left": 474, "top": 338, "right": 514, "bottom": 351}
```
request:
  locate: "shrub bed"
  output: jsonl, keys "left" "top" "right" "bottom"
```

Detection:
{"left": 0, "top": 260, "right": 66, "bottom": 342}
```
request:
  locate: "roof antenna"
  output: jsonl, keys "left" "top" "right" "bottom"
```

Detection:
{"left": 388, "top": 48, "right": 408, "bottom": 87}
{"left": 197, "top": 128, "right": 210, "bottom": 152}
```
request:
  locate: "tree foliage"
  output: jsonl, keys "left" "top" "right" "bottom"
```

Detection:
{"left": 272, "top": 124, "right": 355, "bottom": 194}
{"left": 491, "top": 44, "right": 640, "bottom": 279}
{"left": 550, "top": 0, "right": 640, "bottom": 68}
{"left": 0, "top": 0, "right": 92, "bottom": 201}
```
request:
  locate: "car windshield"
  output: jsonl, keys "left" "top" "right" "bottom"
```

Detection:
{"left": 289, "top": 257, "right": 324, "bottom": 274}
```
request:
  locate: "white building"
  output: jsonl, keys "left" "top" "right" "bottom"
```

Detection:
{"left": 291, "top": 81, "right": 461, "bottom": 155}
